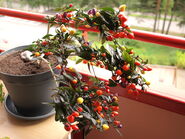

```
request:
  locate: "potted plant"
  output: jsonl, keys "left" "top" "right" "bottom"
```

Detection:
{"left": 0, "top": 45, "right": 58, "bottom": 119}
{"left": 0, "top": 3, "right": 152, "bottom": 138}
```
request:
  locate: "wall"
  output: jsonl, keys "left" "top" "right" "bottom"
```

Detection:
{"left": 87, "top": 97, "right": 185, "bottom": 139}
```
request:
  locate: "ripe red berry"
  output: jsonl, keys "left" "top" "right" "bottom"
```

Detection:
{"left": 56, "top": 65, "right": 62, "bottom": 70}
{"left": 93, "top": 101, "right": 101, "bottom": 107}
{"left": 111, "top": 106, "right": 119, "bottom": 111}
{"left": 64, "top": 123, "right": 71, "bottom": 131}
{"left": 71, "top": 125, "right": 79, "bottom": 130}
{"left": 122, "top": 65, "right": 130, "bottom": 71}
{"left": 109, "top": 30, "right": 114, "bottom": 34}
{"left": 96, "top": 106, "right": 103, "bottom": 112}
{"left": 106, "top": 88, "right": 110, "bottom": 93}
{"left": 77, "top": 107, "right": 83, "bottom": 112}
{"left": 111, "top": 111, "right": 119, "bottom": 116}
{"left": 41, "top": 41, "right": 48, "bottom": 46}
{"left": 72, "top": 111, "right": 79, "bottom": 117}
{"left": 114, "top": 121, "right": 120, "bottom": 126}
{"left": 101, "top": 53, "right": 106, "bottom": 57}
{"left": 67, "top": 115, "right": 75, "bottom": 123}
{"left": 67, "top": 13, "right": 72, "bottom": 18}
{"left": 128, "top": 89, "right": 133, "bottom": 94}
{"left": 135, "top": 61, "right": 141, "bottom": 66}
{"left": 129, "top": 83, "right": 136, "bottom": 89}
{"left": 118, "top": 14, "right": 123, "bottom": 19}
{"left": 113, "top": 33, "right": 120, "bottom": 38}
{"left": 143, "top": 67, "right": 148, "bottom": 71}
{"left": 121, "top": 22, "right": 127, "bottom": 28}
{"left": 69, "top": 4, "right": 73, "bottom": 7}
{"left": 82, "top": 60, "right": 88, "bottom": 64}
{"left": 127, "top": 33, "right": 135, "bottom": 39}
{"left": 147, "top": 67, "right": 152, "bottom": 71}
{"left": 120, "top": 16, "right": 127, "bottom": 22}
{"left": 103, "top": 106, "right": 109, "bottom": 111}
{"left": 112, "top": 76, "right": 117, "bottom": 81}
{"left": 83, "top": 86, "right": 89, "bottom": 91}
{"left": 119, "top": 32, "right": 126, "bottom": 38}
{"left": 45, "top": 52, "right": 53, "bottom": 56}
{"left": 72, "top": 79, "right": 78, "bottom": 84}
{"left": 105, "top": 81, "right": 109, "bottom": 85}
{"left": 96, "top": 90, "right": 103, "bottom": 95}
{"left": 106, "top": 35, "right": 114, "bottom": 41}
{"left": 129, "top": 50, "right": 134, "bottom": 54}
{"left": 105, "top": 86, "right": 110, "bottom": 89}
{"left": 0, "top": 49, "right": 5, "bottom": 53}
{"left": 116, "top": 69, "right": 123, "bottom": 75}
{"left": 100, "top": 65, "right": 105, "bottom": 68}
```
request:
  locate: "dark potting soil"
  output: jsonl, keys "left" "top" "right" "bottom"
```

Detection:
{"left": 0, "top": 50, "right": 58, "bottom": 75}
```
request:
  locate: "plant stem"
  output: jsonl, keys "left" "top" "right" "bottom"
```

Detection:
{"left": 40, "top": 57, "right": 58, "bottom": 87}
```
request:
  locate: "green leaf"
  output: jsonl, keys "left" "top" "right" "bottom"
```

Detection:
{"left": 76, "top": 58, "right": 83, "bottom": 64}
{"left": 101, "top": 7, "right": 114, "bottom": 13}
{"left": 64, "top": 8, "right": 77, "bottom": 12}
{"left": 122, "top": 51, "right": 132, "bottom": 63}
{"left": 42, "top": 34, "right": 53, "bottom": 39}
{"left": 108, "top": 79, "right": 117, "bottom": 87}
{"left": 0, "top": 83, "right": 4, "bottom": 103}
{"left": 63, "top": 72, "right": 74, "bottom": 81}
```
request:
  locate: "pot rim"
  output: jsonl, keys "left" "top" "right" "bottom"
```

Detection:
{"left": 0, "top": 45, "right": 54, "bottom": 77}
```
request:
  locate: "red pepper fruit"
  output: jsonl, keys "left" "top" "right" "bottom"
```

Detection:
{"left": 128, "top": 89, "right": 133, "bottom": 94}
{"left": 71, "top": 125, "right": 79, "bottom": 130}
{"left": 45, "top": 52, "right": 53, "bottom": 56}
{"left": 112, "top": 76, "right": 117, "bottom": 81}
{"left": 77, "top": 107, "right": 83, "bottom": 112}
{"left": 72, "top": 111, "right": 79, "bottom": 117}
{"left": 111, "top": 106, "right": 119, "bottom": 111}
{"left": 82, "top": 60, "right": 88, "bottom": 64}
{"left": 122, "top": 65, "right": 130, "bottom": 71}
{"left": 135, "top": 61, "right": 141, "bottom": 66}
{"left": 41, "top": 41, "right": 48, "bottom": 46}
{"left": 103, "top": 106, "right": 109, "bottom": 111}
{"left": 69, "top": 4, "right": 73, "bottom": 7}
{"left": 83, "top": 86, "right": 89, "bottom": 91}
{"left": 112, "top": 111, "right": 119, "bottom": 116}
{"left": 96, "top": 90, "right": 103, "bottom": 95}
{"left": 96, "top": 106, "right": 103, "bottom": 112}
{"left": 101, "top": 53, "right": 106, "bottom": 57}
{"left": 106, "top": 88, "right": 110, "bottom": 93}
{"left": 116, "top": 69, "right": 123, "bottom": 75}
{"left": 64, "top": 123, "right": 71, "bottom": 131}
{"left": 129, "top": 49, "right": 134, "bottom": 54}
{"left": 106, "top": 35, "right": 114, "bottom": 41}
{"left": 127, "top": 33, "right": 135, "bottom": 39}
{"left": 67, "top": 115, "right": 75, "bottom": 123}
{"left": 119, "top": 32, "right": 126, "bottom": 38}
{"left": 114, "top": 121, "right": 121, "bottom": 126}
{"left": 72, "top": 79, "right": 78, "bottom": 84}
{"left": 129, "top": 83, "right": 136, "bottom": 89}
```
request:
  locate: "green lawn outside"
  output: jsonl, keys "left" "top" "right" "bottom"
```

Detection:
{"left": 87, "top": 32, "right": 185, "bottom": 68}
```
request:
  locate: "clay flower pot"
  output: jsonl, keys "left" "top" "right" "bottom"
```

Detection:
{"left": 0, "top": 45, "right": 57, "bottom": 119}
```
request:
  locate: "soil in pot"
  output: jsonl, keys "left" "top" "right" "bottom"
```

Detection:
{"left": 0, "top": 48, "right": 58, "bottom": 118}
{"left": 0, "top": 50, "right": 58, "bottom": 75}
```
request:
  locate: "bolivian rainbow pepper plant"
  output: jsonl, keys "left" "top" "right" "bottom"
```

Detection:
{"left": 28, "top": 4, "right": 152, "bottom": 136}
